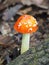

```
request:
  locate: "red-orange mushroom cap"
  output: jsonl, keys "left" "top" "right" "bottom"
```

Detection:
{"left": 14, "top": 15, "right": 38, "bottom": 34}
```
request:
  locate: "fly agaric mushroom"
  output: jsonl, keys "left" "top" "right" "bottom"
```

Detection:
{"left": 14, "top": 14, "right": 38, "bottom": 54}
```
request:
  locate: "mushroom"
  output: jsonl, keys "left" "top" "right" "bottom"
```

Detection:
{"left": 14, "top": 14, "right": 38, "bottom": 54}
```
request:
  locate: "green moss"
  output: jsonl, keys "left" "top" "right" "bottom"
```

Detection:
{"left": 7, "top": 38, "right": 49, "bottom": 65}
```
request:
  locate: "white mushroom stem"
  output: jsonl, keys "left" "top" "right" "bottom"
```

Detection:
{"left": 21, "top": 33, "right": 30, "bottom": 54}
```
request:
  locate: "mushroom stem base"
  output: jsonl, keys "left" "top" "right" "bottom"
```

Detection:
{"left": 21, "top": 33, "right": 30, "bottom": 54}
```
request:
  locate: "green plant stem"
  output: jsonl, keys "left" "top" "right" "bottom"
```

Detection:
{"left": 21, "top": 34, "right": 30, "bottom": 54}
